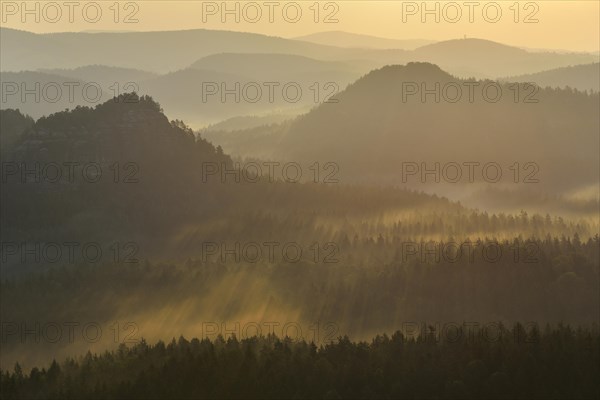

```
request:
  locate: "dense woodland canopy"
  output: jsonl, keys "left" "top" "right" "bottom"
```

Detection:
{"left": 2, "top": 324, "right": 599, "bottom": 400}
{"left": 1, "top": 234, "right": 598, "bottom": 373}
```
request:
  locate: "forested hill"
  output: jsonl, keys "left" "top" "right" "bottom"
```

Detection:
{"left": 1, "top": 95, "right": 233, "bottom": 251}
{"left": 3, "top": 93, "right": 227, "bottom": 164}
{"left": 208, "top": 62, "right": 598, "bottom": 198}
{"left": 0, "top": 95, "right": 463, "bottom": 267}
{"left": 280, "top": 63, "right": 599, "bottom": 191}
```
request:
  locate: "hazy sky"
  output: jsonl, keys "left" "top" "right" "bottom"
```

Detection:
{"left": 1, "top": 1, "right": 598, "bottom": 52}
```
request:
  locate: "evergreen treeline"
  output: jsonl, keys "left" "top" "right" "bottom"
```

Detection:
{"left": 2, "top": 324, "right": 598, "bottom": 399}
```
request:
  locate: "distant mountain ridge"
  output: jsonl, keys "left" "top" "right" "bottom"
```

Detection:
{"left": 2, "top": 28, "right": 597, "bottom": 78}
{"left": 411, "top": 38, "right": 598, "bottom": 78}
{"left": 190, "top": 53, "right": 361, "bottom": 80}
{"left": 0, "top": 27, "right": 387, "bottom": 73}
{"left": 38, "top": 65, "right": 158, "bottom": 85}
{"left": 2, "top": 53, "right": 361, "bottom": 125}
{"left": 294, "top": 31, "right": 435, "bottom": 50}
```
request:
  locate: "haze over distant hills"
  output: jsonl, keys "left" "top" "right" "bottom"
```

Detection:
{"left": 410, "top": 39, "right": 598, "bottom": 78}
{"left": 0, "top": 27, "right": 391, "bottom": 73}
{"left": 3, "top": 27, "right": 598, "bottom": 127}
{"left": 190, "top": 53, "right": 361, "bottom": 81}
{"left": 294, "top": 31, "right": 435, "bottom": 50}
{"left": 502, "top": 63, "right": 600, "bottom": 92}
{"left": 2, "top": 28, "right": 597, "bottom": 78}
{"left": 0, "top": 71, "right": 89, "bottom": 119}
{"left": 38, "top": 65, "right": 158, "bottom": 86}
{"left": 138, "top": 62, "right": 339, "bottom": 126}
{"left": 206, "top": 62, "right": 599, "bottom": 213}
{"left": 1, "top": 53, "right": 360, "bottom": 124}
{"left": 203, "top": 114, "right": 297, "bottom": 132}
